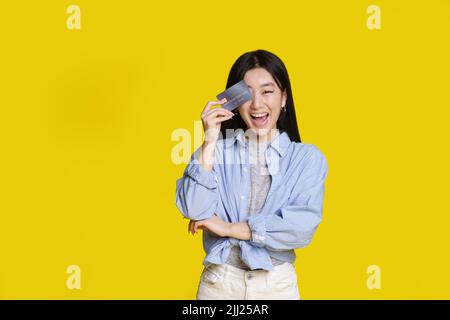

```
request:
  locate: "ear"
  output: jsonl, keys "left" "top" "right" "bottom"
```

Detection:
{"left": 282, "top": 89, "right": 287, "bottom": 107}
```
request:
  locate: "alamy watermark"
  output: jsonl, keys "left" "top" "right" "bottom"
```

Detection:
{"left": 171, "top": 124, "right": 281, "bottom": 174}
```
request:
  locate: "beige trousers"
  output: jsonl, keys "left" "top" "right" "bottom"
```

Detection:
{"left": 196, "top": 262, "right": 301, "bottom": 300}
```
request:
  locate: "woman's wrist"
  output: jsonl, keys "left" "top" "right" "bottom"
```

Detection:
{"left": 228, "top": 222, "right": 252, "bottom": 241}
{"left": 199, "top": 140, "right": 217, "bottom": 172}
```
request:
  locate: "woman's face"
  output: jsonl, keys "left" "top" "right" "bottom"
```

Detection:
{"left": 239, "top": 67, "right": 287, "bottom": 139}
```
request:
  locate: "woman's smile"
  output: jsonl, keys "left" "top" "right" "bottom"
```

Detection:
{"left": 249, "top": 112, "right": 269, "bottom": 127}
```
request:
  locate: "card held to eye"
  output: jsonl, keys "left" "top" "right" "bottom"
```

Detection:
{"left": 216, "top": 80, "right": 252, "bottom": 112}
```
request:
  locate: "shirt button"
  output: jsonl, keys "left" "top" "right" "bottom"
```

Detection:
{"left": 247, "top": 274, "right": 253, "bottom": 280}
{"left": 240, "top": 195, "right": 246, "bottom": 200}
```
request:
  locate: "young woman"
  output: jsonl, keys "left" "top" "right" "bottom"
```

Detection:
{"left": 175, "top": 49, "right": 329, "bottom": 300}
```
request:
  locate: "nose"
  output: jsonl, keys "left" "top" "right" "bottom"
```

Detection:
{"left": 250, "top": 91, "right": 264, "bottom": 109}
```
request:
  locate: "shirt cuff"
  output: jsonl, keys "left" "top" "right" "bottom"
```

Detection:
{"left": 186, "top": 164, "right": 218, "bottom": 190}
{"left": 247, "top": 213, "right": 266, "bottom": 247}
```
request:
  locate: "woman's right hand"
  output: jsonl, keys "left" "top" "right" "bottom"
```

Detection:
{"left": 201, "top": 98, "right": 234, "bottom": 143}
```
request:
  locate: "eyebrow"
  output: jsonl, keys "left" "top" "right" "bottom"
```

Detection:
{"left": 247, "top": 82, "right": 275, "bottom": 88}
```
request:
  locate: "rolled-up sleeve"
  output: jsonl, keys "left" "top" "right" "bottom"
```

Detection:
{"left": 175, "top": 145, "right": 220, "bottom": 221}
{"left": 247, "top": 146, "right": 328, "bottom": 251}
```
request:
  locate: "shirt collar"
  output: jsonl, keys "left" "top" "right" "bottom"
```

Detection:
{"left": 223, "top": 128, "right": 291, "bottom": 157}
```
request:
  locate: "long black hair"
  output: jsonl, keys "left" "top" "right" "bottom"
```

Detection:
{"left": 220, "top": 49, "right": 301, "bottom": 143}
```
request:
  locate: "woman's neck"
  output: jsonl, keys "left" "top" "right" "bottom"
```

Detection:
{"left": 245, "top": 128, "right": 280, "bottom": 145}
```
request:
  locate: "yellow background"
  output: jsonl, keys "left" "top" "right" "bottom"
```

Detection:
{"left": 0, "top": 0, "right": 449, "bottom": 299}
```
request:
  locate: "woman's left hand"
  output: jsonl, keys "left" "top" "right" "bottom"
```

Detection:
{"left": 188, "top": 214, "right": 231, "bottom": 237}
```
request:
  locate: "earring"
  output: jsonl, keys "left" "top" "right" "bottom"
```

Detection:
{"left": 282, "top": 105, "right": 286, "bottom": 112}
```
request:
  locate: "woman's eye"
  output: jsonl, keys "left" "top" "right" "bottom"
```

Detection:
{"left": 263, "top": 91, "right": 274, "bottom": 94}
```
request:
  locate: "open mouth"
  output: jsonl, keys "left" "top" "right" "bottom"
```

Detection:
{"left": 250, "top": 112, "right": 269, "bottom": 127}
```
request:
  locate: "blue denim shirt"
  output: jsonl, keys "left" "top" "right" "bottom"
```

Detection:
{"left": 175, "top": 128, "right": 329, "bottom": 271}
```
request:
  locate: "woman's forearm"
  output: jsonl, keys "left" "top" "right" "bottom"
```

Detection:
{"left": 198, "top": 141, "right": 216, "bottom": 172}
{"left": 228, "top": 222, "right": 251, "bottom": 241}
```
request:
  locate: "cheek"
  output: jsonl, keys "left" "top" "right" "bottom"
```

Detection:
{"left": 267, "top": 96, "right": 282, "bottom": 111}
{"left": 269, "top": 108, "right": 282, "bottom": 123}
{"left": 240, "top": 101, "right": 251, "bottom": 111}
{"left": 264, "top": 96, "right": 280, "bottom": 109}
{"left": 238, "top": 105, "right": 250, "bottom": 117}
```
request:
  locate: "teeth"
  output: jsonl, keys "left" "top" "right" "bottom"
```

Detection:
{"left": 251, "top": 113, "right": 268, "bottom": 118}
